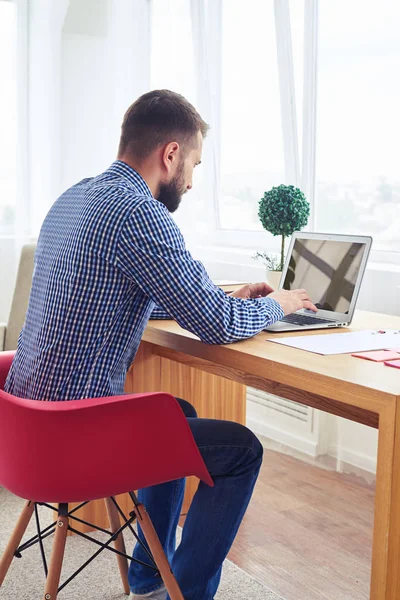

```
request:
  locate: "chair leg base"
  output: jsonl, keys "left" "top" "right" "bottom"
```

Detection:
{"left": 0, "top": 497, "right": 183, "bottom": 599}
{"left": 0, "top": 500, "right": 35, "bottom": 586}
{"left": 105, "top": 497, "right": 130, "bottom": 594}
{"left": 133, "top": 503, "right": 184, "bottom": 600}
{"left": 43, "top": 514, "right": 68, "bottom": 600}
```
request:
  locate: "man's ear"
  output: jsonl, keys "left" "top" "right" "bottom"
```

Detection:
{"left": 162, "top": 142, "right": 180, "bottom": 174}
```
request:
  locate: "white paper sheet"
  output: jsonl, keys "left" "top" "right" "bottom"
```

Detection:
{"left": 268, "top": 329, "right": 400, "bottom": 355}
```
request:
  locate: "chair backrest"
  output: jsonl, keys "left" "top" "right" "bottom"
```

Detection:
{"left": 5, "top": 244, "right": 36, "bottom": 351}
{"left": 0, "top": 352, "right": 213, "bottom": 503}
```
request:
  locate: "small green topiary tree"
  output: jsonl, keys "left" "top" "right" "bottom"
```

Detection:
{"left": 258, "top": 184, "right": 310, "bottom": 271}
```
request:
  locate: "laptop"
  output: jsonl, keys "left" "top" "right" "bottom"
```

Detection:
{"left": 265, "top": 232, "right": 372, "bottom": 332}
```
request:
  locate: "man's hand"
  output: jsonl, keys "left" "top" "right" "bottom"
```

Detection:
{"left": 268, "top": 288, "right": 318, "bottom": 315}
{"left": 229, "top": 282, "right": 274, "bottom": 299}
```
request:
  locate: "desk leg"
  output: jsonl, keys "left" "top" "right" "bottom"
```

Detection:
{"left": 370, "top": 402, "right": 400, "bottom": 599}
{"left": 66, "top": 342, "right": 246, "bottom": 533}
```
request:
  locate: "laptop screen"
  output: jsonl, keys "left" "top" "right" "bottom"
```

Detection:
{"left": 282, "top": 239, "right": 366, "bottom": 314}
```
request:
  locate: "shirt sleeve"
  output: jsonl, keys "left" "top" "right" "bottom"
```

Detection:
{"left": 117, "top": 199, "right": 284, "bottom": 344}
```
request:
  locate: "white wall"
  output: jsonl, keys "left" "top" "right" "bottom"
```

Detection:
{"left": 60, "top": 0, "right": 152, "bottom": 191}
{"left": 60, "top": 0, "right": 115, "bottom": 191}
{"left": 357, "top": 262, "right": 400, "bottom": 317}
{"left": 329, "top": 416, "right": 378, "bottom": 475}
{"left": 61, "top": 32, "right": 115, "bottom": 190}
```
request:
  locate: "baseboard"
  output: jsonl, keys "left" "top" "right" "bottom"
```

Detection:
{"left": 328, "top": 444, "right": 377, "bottom": 475}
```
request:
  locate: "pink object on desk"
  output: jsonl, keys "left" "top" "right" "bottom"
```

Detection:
{"left": 384, "top": 359, "right": 400, "bottom": 369}
{"left": 352, "top": 350, "right": 400, "bottom": 362}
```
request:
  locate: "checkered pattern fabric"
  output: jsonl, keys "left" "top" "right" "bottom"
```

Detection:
{"left": 5, "top": 161, "right": 283, "bottom": 400}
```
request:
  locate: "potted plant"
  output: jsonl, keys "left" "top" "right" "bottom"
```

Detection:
{"left": 252, "top": 251, "right": 282, "bottom": 289}
{"left": 257, "top": 184, "right": 310, "bottom": 286}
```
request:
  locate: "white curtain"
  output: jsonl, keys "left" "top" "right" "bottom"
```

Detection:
{"left": 190, "top": 0, "right": 222, "bottom": 230}
{"left": 274, "top": 0, "right": 300, "bottom": 187}
{"left": 28, "top": 0, "right": 70, "bottom": 236}
{"left": 149, "top": 0, "right": 222, "bottom": 248}
{"left": 301, "top": 0, "right": 318, "bottom": 230}
{"left": 107, "top": 0, "right": 152, "bottom": 157}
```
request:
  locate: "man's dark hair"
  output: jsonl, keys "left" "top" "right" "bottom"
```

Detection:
{"left": 118, "top": 89, "right": 209, "bottom": 161}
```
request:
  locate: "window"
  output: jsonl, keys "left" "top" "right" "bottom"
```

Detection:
{"left": 219, "top": 0, "right": 284, "bottom": 232}
{"left": 151, "top": 1, "right": 399, "bottom": 262}
{"left": 316, "top": 0, "right": 400, "bottom": 256}
{"left": 0, "top": 0, "right": 17, "bottom": 234}
{"left": 218, "top": 0, "right": 306, "bottom": 236}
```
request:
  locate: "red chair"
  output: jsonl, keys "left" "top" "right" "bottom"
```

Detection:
{"left": 0, "top": 351, "right": 213, "bottom": 599}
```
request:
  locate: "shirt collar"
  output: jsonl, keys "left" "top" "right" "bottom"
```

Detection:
{"left": 107, "top": 160, "right": 153, "bottom": 198}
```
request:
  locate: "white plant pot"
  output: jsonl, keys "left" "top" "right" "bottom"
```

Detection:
{"left": 266, "top": 270, "right": 282, "bottom": 290}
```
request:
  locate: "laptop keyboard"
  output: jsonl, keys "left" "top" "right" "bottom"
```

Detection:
{"left": 282, "top": 314, "right": 335, "bottom": 326}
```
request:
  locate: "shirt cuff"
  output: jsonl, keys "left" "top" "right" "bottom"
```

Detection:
{"left": 259, "top": 296, "right": 284, "bottom": 324}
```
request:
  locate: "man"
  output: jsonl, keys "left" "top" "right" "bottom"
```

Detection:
{"left": 5, "top": 90, "right": 316, "bottom": 599}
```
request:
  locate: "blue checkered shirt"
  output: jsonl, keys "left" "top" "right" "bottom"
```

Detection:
{"left": 5, "top": 161, "right": 284, "bottom": 401}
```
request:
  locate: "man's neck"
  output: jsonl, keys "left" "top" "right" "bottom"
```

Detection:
{"left": 117, "top": 155, "right": 160, "bottom": 198}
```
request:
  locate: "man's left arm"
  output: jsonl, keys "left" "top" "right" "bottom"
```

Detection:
{"left": 149, "top": 283, "right": 269, "bottom": 320}
{"left": 116, "top": 200, "right": 284, "bottom": 344}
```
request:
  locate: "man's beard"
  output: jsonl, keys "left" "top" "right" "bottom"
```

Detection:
{"left": 156, "top": 163, "right": 186, "bottom": 213}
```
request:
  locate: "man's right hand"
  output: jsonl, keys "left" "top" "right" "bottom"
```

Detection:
{"left": 268, "top": 289, "right": 318, "bottom": 316}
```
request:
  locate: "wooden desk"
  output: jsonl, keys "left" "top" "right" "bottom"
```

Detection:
{"left": 77, "top": 311, "right": 400, "bottom": 599}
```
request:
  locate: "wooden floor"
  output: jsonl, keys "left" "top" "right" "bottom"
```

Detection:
{"left": 184, "top": 448, "right": 375, "bottom": 600}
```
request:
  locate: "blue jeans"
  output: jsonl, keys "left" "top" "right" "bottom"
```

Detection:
{"left": 128, "top": 398, "right": 263, "bottom": 599}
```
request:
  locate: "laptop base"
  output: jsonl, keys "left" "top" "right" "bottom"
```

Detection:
{"left": 265, "top": 320, "right": 349, "bottom": 333}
